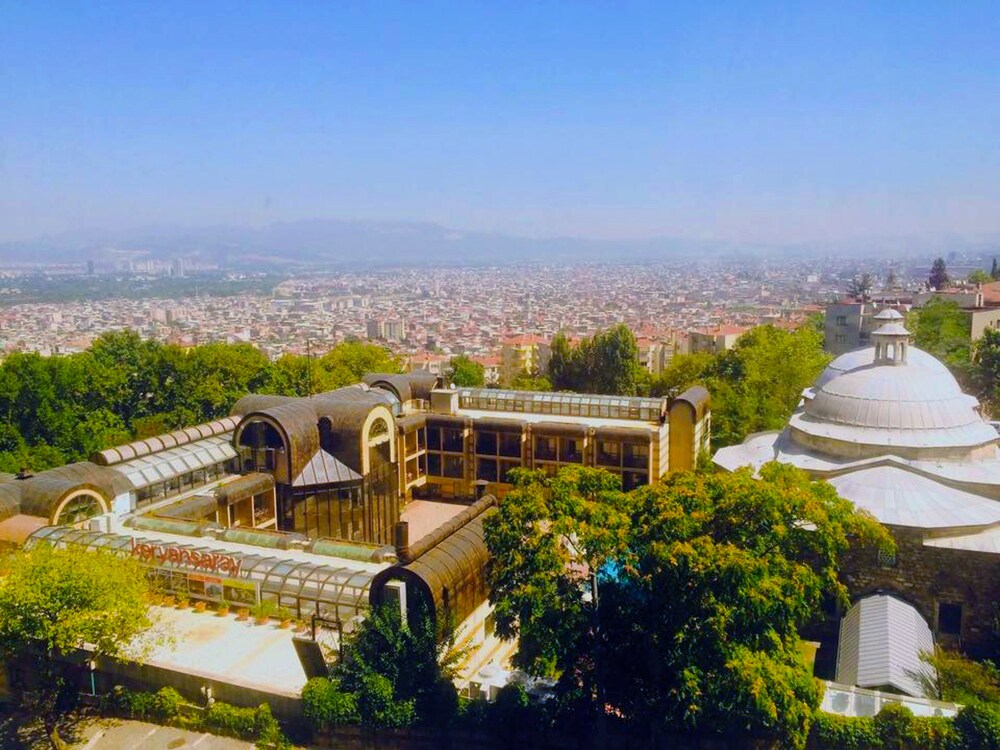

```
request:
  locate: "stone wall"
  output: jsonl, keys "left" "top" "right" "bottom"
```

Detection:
{"left": 839, "top": 527, "right": 1000, "bottom": 658}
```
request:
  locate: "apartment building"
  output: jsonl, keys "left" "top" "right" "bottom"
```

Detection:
{"left": 499, "top": 334, "right": 551, "bottom": 385}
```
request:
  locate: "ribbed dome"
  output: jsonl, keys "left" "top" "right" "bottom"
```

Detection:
{"left": 806, "top": 364, "right": 976, "bottom": 430}
{"left": 815, "top": 346, "right": 950, "bottom": 388}
{"left": 793, "top": 346, "right": 998, "bottom": 454}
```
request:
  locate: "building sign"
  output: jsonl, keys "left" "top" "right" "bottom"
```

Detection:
{"left": 130, "top": 539, "right": 243, "bottom": 577}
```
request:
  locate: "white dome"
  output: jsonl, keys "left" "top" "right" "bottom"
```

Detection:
{"left": 815, "top": 345, "right": 950, "bottom": 388}
{"left": 794, "top": 345, "right": 998, "bottom": 453}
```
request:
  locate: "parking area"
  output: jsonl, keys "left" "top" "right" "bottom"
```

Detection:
{"left": 72, "top": 719, "right": 255, "bottom": 750}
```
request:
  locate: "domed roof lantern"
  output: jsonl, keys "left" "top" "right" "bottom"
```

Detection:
{"left": 872, "top": 312, "right": 911, "bottom": 366}
{"left": 874, "top": 308, "right": 904, "bottom": 322}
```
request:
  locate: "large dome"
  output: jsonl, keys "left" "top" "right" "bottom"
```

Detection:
{"left": 790, "top": 343, "right": 998, "bottom": 457}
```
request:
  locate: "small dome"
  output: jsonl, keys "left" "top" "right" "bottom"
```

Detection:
{"left": 873, "top": 308, "right": 904, "bottom": 321}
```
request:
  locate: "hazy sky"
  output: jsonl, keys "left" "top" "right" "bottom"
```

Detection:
{"left": 2, "top": 1, "right": 999, "bottom": 244}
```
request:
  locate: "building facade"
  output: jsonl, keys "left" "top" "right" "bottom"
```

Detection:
{"left": 716, "top": 310, "right": 1000, "bottom": 667}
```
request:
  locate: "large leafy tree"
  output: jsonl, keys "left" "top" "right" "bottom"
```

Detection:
{"left": 448, "top": 355, "right": 485, "bottom": 387}
{"left": 0, "top": 545, "right": 153, "bottom": 746}
{"left": 485, "top": 464, "right": 892, "bottom": 749}
{"left": 974, "top": 327, "right": 1000, "bottom": 418}
{"left": 907, "top": 298, "right": 973, "bottom": 385}
{"left": 548, "top": 324, "right": 642, "bottom": 396}
{"left": 339, "top": 603, "right": 459, "bottom": 728}
{"left": 652, "top": 324, "right": 830, "bottom": 448}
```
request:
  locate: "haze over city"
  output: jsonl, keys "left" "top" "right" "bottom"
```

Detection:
{"left": 3, "top": 1, "right": 1000, "bottom": 253}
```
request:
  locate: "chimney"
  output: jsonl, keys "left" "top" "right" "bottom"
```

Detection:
{"left": 394, "top": 521, "right": 410, "bottom": 558}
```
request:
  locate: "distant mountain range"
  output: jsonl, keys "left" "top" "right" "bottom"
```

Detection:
{"left": 2, "top": 219, "right": 998, "bottom": 268}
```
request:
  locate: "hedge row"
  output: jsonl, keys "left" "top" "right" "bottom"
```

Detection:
{"left": 107, "top": 686, "right": 289, "bottom": 748}
{"left": 809, "top": 702, "right": 1000, "bottom": 750}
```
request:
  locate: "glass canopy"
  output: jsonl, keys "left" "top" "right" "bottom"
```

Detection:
{"left": 26, "top": 525, "right": 374, "bottom": 623}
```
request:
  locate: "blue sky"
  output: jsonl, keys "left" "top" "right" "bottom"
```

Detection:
{"left": 2, "top": 1, "right": 999, "bottom": 243}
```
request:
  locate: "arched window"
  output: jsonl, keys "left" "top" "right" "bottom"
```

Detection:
{"left": 369, "top": 419, "right": 389, "bottom": 439}
{"left": 55, "top": 493, "right": 106, "bottom": 526}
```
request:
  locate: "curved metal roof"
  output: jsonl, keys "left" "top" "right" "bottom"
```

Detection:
{"left": 827, "top": 465, "right": 1000, "bottom": 530}
{"left": 836, "top": 594, "right": 935, "bottom": 698}
{"left": 92, "top": 417, "right": 239, "bottom": 465}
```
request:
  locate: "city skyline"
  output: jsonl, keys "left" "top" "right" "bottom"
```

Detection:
{"left": 4, "top": 2, "right": 1000, "bottom": 244}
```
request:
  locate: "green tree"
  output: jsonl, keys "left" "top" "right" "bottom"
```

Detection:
{"left": 969, "top": 269, "right": 992, "bottom": 284}
{"left": 485, "top": 467, "right": 630, "bottom": 679}
{"left": 316, "top": 341, "right": 403, "bottom": 390}
{"left": 707, "top": 324, "right": 830, "bottom": 447}
{"left": 548, "top": 325, "right": 642, "bottom": 396}
{"left": 548, "top": 332, "right": 577, "bottom": 391}
{"left": 650, "top": 352, "right": 715, "bottom": 398}
{"left": 448, "top": 355, "right": 485, "bottom": 387}
{"left": 974, "top": 328, "right": 1000, "bottom": 417}
{"left": 0, "top": 545, "right": 152, "bottom": 746}
{"left": 339, "top": 603, "right": 459, "bottom": 728}
{"left": 908, "top": 298, "right": 972, "bottom": 385}
{"left": 510, "top": 369, "right": 553, "bottom": 391}
{"left": 929, "top": 257, "right": 950, "bottom": 290}
{"left": 485, "top": 464, "right": 892, "bottom": 749}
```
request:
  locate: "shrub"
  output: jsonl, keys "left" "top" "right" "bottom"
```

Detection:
{"left": 149, "top": 687, "right": 185, "bottom": 721}
{"left": 954, "top": 702, "right": 1000, "bottom": 750}
{"left": 809, "top": 712, "right": 879, "bottom": 750}
{"left": 302, "top": 677, "right": 359, "bottom": 731}
{"left": 910, "top": 715, "right": 957, "bottom": 750}
{"left": 356, "top": 672, "right": 416, "bottom": 728}
{"left": 875, "top": 703, "right": 917, "bottom": 749}
{"left": 204, "top": 701, "right": 259, "bottom": 737}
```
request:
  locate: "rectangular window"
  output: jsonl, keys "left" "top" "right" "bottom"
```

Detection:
{"left": 444, "top": 455, "right": 464, "bottom": 479}
{"left": 475, "top": 431, "right": 498, "bottom": 455}
{"left": 836, "top": 315, "right": 848, "bottom": 326}
{"left": 597, "top": 440, "right": 621, "bottom": 467}
{"left": 499, "top": 432, "right": 522, "bottom": 458}
{"left": 560, "top": 437, "right": 583, "bottom": 463}
{"left": 426, "top": 427, "right": 441, "bottom": 451}
{"left": 442, "top": 428, "right": 464, "bottom": 453}
{"left": 476, "top": 458, "right": 498, "bottom": 482}
{"left": 427, "top": 453, "right": 442, "bottom": 476}
{"left": 938, "top": 602, "right": 963, "bottom": 635}
{"left": 623, "top": 443, "right": 649, "bottom": 469}
{"left": 534, "top": 436, "right": 557, "bottom": 461}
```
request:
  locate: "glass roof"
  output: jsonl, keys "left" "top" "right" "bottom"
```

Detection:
{"left": 25, "top": 526, "right": 374, "bottom": 618}
{"left": 114, "top": 435, "right": 238, "bottom": 490}
{"left": 456, "top": 388, "right": 666, "bottom": 422}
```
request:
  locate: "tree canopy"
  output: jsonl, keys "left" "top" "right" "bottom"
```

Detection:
{"left": 650, "top": 324, "right": 831, "bottom": 448}
{"left": 0, "top": 331, "right": 402, "bottom": 473}
{"left": 548, "top": 325, "right": 643, "bottom": 396}
{"left": 0, "top": 545, "right": 153, "bottom": 743}
{"left": 484, "top": 463, "right": 892, "bottom": 748}
{"left": 929, "top": 257, "right": 950, "bottom": 290}
{"left": 448, "top": 355, "right": 485, "bottom": 387}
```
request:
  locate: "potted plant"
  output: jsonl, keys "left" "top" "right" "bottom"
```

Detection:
{"left": 194, "top": 600, "right": 207, "bottom": 613}
{"left": 176, "top": 595, "right": 190, "bottom": 610}
{"left": 236, "top": 606, "right": 250, "bottom": 622}
{"left": 276, "top": 606, "right": 294, "bottom": 629}
{"left": 293, "top": 619, "right": 308, "bottom": 634}
{"left": 250, "top": 600, "right": 276, "bottom": 626}
{"left": 163, "top": 593, "right": 176, "bottom": 607}
{"left": 216, "top": 601, "right": 231, "bottom": 617}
